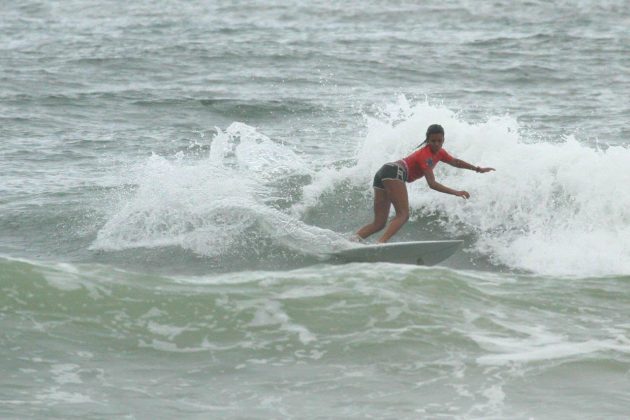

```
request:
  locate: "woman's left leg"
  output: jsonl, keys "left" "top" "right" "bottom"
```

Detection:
{"left": 355, "top": 188, "right": 391, "bottom": 239}
{"left": 377, "top": 179, "right": 409, "bottom": 243}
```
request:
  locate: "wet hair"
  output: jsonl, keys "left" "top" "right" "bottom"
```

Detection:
{"left": 417, "top": 124, "right": 445, "bottom": 148}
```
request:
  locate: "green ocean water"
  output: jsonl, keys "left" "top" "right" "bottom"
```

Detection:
{"left": 2, "top": 257, "right": 630, "bottom": 418}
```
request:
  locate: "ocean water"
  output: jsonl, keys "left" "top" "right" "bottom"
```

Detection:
{"left": 2, "top": 0, "right": 630, "bottom": 418}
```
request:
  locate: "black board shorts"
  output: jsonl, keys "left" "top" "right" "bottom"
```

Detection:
{"left": 373, "top": 162, "right": 408, "bottom": 190}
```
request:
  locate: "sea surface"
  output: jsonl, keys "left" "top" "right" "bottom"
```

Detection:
{"left": 2, "top": 0, "right": 630, "bottom": 418}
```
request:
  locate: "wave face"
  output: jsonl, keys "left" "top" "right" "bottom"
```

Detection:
{"left": 88, "top": 99, "right": 630, "bottom": 277}
{"left": 2, "top": 257, "right": 630, "bottom": 418}
{"left": 349, "top": 98, "right": 630, "bottom": 277}
{"left": 89, "top": 122, "right": 348, "bottom": 273}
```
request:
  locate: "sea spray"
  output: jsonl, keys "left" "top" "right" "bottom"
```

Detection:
{"left": 94, "top": 97, "right": 630, "bottom": 276}
{"left": 298, "top": 96, "right": 630, "bottom": 276}
{"left": 92, "top": 123, "right": 345, "bottom": 258}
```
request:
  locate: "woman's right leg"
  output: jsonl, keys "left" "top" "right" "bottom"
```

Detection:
{"left": 355, "top": 188, "right": 390, "bottom": 239}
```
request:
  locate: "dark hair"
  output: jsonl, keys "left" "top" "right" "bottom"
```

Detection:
{"left": 417, "top": 124, "right": 444, "bottom": 148}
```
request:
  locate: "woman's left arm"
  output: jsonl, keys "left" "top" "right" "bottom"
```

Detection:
{"left": 447, "top": 158, "right": 495, "bottom": 173}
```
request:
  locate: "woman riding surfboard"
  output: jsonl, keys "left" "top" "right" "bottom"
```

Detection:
{"left": 355, "top": 124, "right": 495, "bottom": 243}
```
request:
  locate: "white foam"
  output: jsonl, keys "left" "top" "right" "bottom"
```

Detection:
{"left": 248, "top": 300, "right": 316, "bottom": 345}
{"left": 146, "top": 321, "right": 189, "bottom": 340}
{"left": 50, "top": 364, "right": 82, "bottom": 385}
{"left": 470, "top": 317, "right": 630, "bottom": 366}
{"left": 92, "top": 98, "right": 630, "bottom": 276}
{"left": 477, "top": 339, "right": 617, "bottom": 366}
{"left": 92, "top": 122, "right": 345, "bottom": 257}
{"left": 36, "top": 390, "right": 94, "bottom": 404}
{"left": 299, "top": 96, "right": 630, "bottom": 276}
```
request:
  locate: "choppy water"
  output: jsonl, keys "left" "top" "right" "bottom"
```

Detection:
{"left": 2, "top": 0, "right": 630, "bottom": 418}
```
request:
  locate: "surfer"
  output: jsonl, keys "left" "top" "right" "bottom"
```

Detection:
{"left": 355, "top": 124, "right": 495, "bottom": 243}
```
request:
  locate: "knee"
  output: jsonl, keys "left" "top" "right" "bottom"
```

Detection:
{"left": 396, "top": 210, "right": 410, "bottom": 222}
{"left": 373, "top": 220, "right": 387, "bottom": 231}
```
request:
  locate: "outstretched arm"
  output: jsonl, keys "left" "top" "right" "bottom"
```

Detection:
{"left": 424, "top": 168, "right": 470, "bottom": 199}
{"left": 447, "top": 158, "right": 495, "bottom": 173}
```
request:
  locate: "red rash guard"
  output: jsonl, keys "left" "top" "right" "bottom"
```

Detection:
{"left": 401, "top": 145, "right": 454, "bottom": 183}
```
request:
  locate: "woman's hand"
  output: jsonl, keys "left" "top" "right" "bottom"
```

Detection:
{"left": 456, "top": 190, "right": 470, "bottom": 199}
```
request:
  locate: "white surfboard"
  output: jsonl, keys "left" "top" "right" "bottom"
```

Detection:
{"left": 329, "top": 240, "right": 463, "bottom": 266}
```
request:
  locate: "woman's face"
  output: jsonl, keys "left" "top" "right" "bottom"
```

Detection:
{"left": 427, "top": 133, "right": 444, "bottom": 153}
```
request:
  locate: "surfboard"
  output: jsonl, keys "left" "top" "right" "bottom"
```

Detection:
{"left": 329, "top": 240, "right": 463, "bottom": 266}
